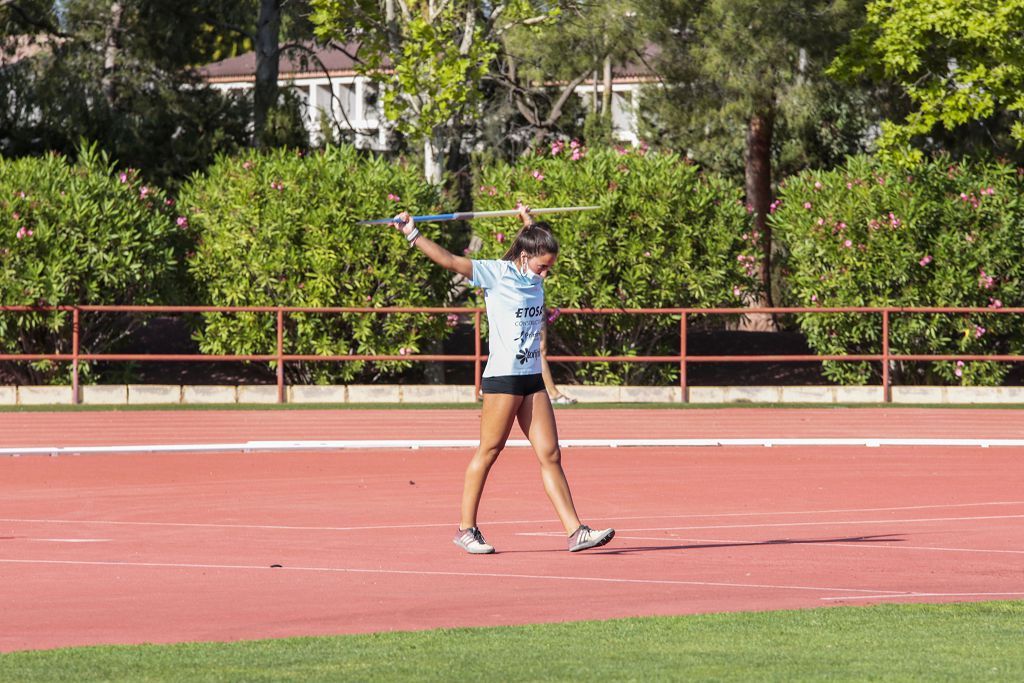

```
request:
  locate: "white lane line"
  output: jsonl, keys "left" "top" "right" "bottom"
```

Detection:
{"left": 27, "top": 538, "right": 110, "bottom": 543}
{"left": 3, "top": 437, "right": 1024, "bottom": 456}
{"left": 0, "top": 517, "right": 559, "bottom": 532}
{"left": 582, "top": 535, "right": 1024, "bottom": 556}
{"left": 617, "top": 514, "right": 1024, "bottom": 532}
{"left": 822, "top": 592, "right": 1024, "bottom": 602}
{"left": 4, "top": 499, "right": 1019, "bottom": 536}
{"left": 4, "top": 502, "right": 1024, "bottom": 534}
{"left": 0, "top": 558, "right": 907, "bottom": 596}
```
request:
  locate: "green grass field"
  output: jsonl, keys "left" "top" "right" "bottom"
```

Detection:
{"left": 3, "top": 602, "right": 1022, "bottom": 682}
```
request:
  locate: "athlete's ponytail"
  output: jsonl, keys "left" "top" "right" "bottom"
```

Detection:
{"left": 502, "top": 221, "right": 559, "bottom": 261}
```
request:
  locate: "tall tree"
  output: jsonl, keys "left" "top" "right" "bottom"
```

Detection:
{"left": 830, "top": 0, "right": 1024, "bottom": 164}
{"left": 309, "top": 0, "right": 559, "bottom": 185}
{"left": 0, "top": 0, "right": 254, "bottom": 184}
{"left": 496, "top": 0, "right": 644, "bottom": 149}
{"left": 640, "top": 0, "right": 872, "bottom": 311}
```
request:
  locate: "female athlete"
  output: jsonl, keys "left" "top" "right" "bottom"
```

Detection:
{"left": 393, "top": 208, "right": 614, "bottom": 554}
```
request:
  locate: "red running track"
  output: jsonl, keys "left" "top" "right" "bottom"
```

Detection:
{"left": 2, "top": 408, "right": 1024, "bottom": 652}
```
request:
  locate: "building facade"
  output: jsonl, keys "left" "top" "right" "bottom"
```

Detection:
{"left": 199, "top": 42, "right": 654, "bottom": 149}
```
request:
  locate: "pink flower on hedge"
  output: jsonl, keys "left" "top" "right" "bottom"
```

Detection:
{"left": 989, "top": 298, "right": 1003, "bottom": 309}
{"left": 810, "top": 294, "right": 818, "bottom": 303}
{"left": 242, "top": 160, "right": 254, "bottom": 170}
{"left": 176, "top": 216, "right": 188, "bottom": 229}
{"left": 974, "top": 325, "right": 986, "bottom": 339}
{"left": 814, "top": 181, "right": 822, "bottom": 190}
{"left": 139, "top": 186, "right": 150, "bottom": 198}
{"left": 888, "top": 213, "right": 901, "bottom": 228}
{"left": 12, "top": 212, "right": 19, "bottom": 220}
{"left": 919, "top": 255, "right": 932, "bottom": 266}
{"left": 843, "top": 239, "right": 853, "bottom": 248}
{"left": 550, "top": 140, "right": 565, "bottom": 155}
{"left": 398, "top": 347, "right": 413, "bottom": 356}
{"left": 531, "top": 170, "right": 545, "bottom": 181}
{"left": 982, "top": 187, "right": 996, "bottom": 196}
{"left": 446, "top": 313, "right": 460, "bottom": 328}
{"left": 570, "top": 139, "right": 581, "bottom": 150}
{"left": 733, "top": 287, "right": 743, "bottom": 297}
{"left": 387, "top": 193, "right": 401, "bottom": 202}
{"left": 495, "top": 232, "right": 506, "bottom": 244}
{"left": 119, "top": 173, "right": 128, "bottom": 183}
{"left": 270, "top": 181, "right": 284, "bottom": 191}
{"left": 979, "top": 269, "right": 995, "bottom": 289}
{"left": 803, "top": 202, "right": 812, "bottom": 210}
{"left": 16, "top": 227, "right": 30, "bottom": 239}
{"left": 955, "top": 360, "right": 965, "bottom": 378}
{"left": 769, "top": 199, "right": 782, "bottom": 213}
{"left": 571, "top": 148, "right": 585, "bottom": 161}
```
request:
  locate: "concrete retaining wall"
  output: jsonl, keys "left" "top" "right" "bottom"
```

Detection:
{"left": 2, "top": 384, "right": 1023, "bottom": 406}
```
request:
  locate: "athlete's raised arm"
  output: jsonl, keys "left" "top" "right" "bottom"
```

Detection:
{"left": 393, "top": 212, "right": 473, "bottom": 280}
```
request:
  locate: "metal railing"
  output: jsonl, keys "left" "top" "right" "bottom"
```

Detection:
{"left": 1, "top": 305, "right": 1022, "bottom": 404}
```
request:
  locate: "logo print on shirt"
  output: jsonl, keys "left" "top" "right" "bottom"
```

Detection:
{"left": 515, "top": 328, "right": 542, "bottom": 365}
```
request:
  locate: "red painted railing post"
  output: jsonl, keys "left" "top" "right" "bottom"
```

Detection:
{"left": 473, "top": 310, "right": 482, "bottom": 401}
{"left": 276, "top": 307, "right": 285, "bottom": 403}
{"left": 882, "top": 309, "right": 891, "bottom": 403}
{"left": 679, "top": 311, "right": 688, "bottom": 403}
{"left": 71, "top": 307, "right": 80, "bottom": 405}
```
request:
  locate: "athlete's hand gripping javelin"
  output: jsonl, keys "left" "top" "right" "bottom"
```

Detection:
{"left": 392, "top": 210, "right": 473, "bottom": 280}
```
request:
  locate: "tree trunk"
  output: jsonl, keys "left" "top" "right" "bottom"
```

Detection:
{"left": 101, "top": 2, "right": 124, "bottom": 108}
{"left": 741, "top": 110, "right": 777, "bottom": 330}
{"left": 253, "top": 0, "right": 282, "bottom": 147}
{"left": 602, "top": 55, "right": 612, "bottom": 120}
{"left": 423, "top": 133, "right": 445, "bottom": 185}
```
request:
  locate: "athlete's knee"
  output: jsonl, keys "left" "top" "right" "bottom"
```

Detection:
{"left": 536, "top": 445, "right": 561, "bottom": 466}
{"left": 475, "top": 442, "right": 505, "bottom": 465}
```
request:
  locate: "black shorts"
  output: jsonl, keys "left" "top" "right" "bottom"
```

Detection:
{"left": 481, "top": 373, "right": 546, "bottom": 396}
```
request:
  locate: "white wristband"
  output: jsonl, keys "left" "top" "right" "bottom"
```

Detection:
{"left": 406, "top": 227, "right": 420, "bottom": 247}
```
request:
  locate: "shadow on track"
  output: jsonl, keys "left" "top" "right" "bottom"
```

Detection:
{"left": 592, "top": 533, "right": 905, "bottom": 555}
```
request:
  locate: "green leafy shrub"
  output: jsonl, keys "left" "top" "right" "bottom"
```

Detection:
{"left": 181, "top": 145, "right": 456, "bottom": 384}
{"left": 0, "top": 146, "right": 188, "bottom": 384}
{"left": 472, "top": 144, "right": 757, "bottom": 385}
{"left": 773, "top": 155, "right": 1024, "bottom": 385}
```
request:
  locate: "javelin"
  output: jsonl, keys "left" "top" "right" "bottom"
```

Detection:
{"left": 357, "top": 205, "right": 600, "bottom": 225}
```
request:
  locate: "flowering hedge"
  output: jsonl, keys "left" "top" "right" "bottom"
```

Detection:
{"left": 0, "top": 146, "right": 188, "bottom": 384}
{"left": 772, "top": 155, "right": 1024, "bottom": 385}
{"left": 470, "top": 143, "right": 757, "bottom": 385}
{"left": 180, "top": 145, "right": 455, "bottom": 384}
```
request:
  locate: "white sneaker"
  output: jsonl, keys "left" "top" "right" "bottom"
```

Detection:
{"left": 454, "top": 527, "right": 495, "bottom": 554}
{"left": 568, "top": 524, "right": 615, "bottom": 552}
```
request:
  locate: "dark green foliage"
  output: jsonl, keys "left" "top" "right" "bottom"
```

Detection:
{"left": 773, "top": 155, "right": 1024, "bottom": 385}
{"left": 0, "top": 145, "right": 190, "bottom": 384}
{"left": 473, "top": 145, "right": 757, "bottom": 385}
{"left": 180, "top": 145, "right": 457, "bottom": 384}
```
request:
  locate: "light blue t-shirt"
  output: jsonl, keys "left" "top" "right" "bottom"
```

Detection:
{"left": 471, "top": 259, "right": 545, "bottom": 377}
